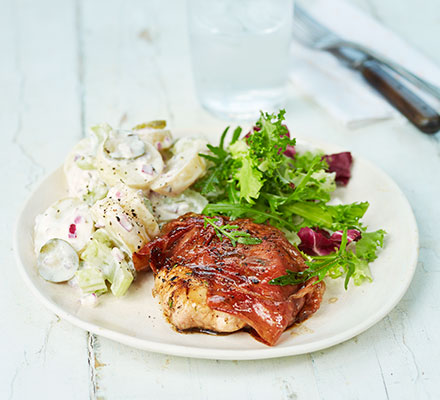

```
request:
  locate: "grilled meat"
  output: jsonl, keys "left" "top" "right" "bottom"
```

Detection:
{"left": 134, "top": 213, "right": 325, "bottom": 345}
{"left": 154, "top": 265, "right": 246, "bottom": 333}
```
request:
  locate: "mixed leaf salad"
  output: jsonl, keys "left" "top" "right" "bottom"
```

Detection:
{"left": 194, "top": 110, "right": 385, "bottom": 289}
{"left": 33, "top": 110, "right": 385, "bottom": 304}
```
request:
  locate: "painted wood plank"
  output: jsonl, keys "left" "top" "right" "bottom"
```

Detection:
{"left": 1, "top": 0, "right": 90, "bottom": 398}
{"left": 79, "top": 0, "right": 227, "bottom": 134}
{"left": 79, "top": 0, "right": 173, "bottom": 129}
{"left": 88, "top": 337, "right": 322, "bottom": 400}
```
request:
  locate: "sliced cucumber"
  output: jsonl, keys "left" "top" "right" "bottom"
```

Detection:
{"left": 37, "top": 239, "right": 79, "bottom": 283}
{"left": 103, "top": 132, "right": 145, "bottom": 160}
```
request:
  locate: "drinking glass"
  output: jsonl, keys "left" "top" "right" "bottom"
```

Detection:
{"left": 187, "top": 0, "right": 293, "bottom": 120}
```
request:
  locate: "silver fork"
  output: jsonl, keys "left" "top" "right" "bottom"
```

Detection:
{"left": 293, "top": 5, "right": 440, "bottom": 100}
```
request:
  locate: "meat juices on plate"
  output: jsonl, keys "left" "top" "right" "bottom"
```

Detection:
{"left": 134, "top": 213, "right": 325, "bottom": 346}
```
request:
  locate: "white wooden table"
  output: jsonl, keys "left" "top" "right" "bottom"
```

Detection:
{"left": 3, "top": 0, "right": 440, "bottom": 398}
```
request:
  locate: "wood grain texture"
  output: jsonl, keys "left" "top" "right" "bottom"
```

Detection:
{"left": 1, "top": 0, "right": 89, "bottom": 399}
{"left": 2, "top": 0, "right": 440, "bottom": 399}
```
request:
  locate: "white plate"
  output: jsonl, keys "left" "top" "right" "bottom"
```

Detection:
{"left": 14, "top": 140, "right": 419, "bottom": 360}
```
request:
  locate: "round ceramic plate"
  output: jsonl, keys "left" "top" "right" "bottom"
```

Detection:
{"left": 14, "top": 139, "right": 418, "bottom": 360}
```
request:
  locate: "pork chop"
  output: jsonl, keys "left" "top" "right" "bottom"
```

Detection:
{"left": 134, "top": 213, "right": 325, "bottom": 345}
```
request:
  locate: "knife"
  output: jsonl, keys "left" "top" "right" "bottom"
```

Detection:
{"left": 293, "top": 5, "right": 440, "bottom": 134}
{"left": 328, "top": 46, "right": 440, "bottom": 133}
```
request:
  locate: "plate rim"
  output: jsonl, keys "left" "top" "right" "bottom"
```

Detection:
{"left": 13, "top": 139, "right": 419, "bottom": 360}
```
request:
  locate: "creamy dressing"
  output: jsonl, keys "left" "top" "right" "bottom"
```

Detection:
{"left": 64, "top": 137, "right": 108, "bottom": 203}
{"left": 34, "top": 198, "right": 94, "bottom": 253}
{"left": 149, "top": 189, "right": 208, "bottom": 222}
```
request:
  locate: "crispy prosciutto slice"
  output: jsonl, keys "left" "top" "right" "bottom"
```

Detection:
{"left": 134, "top": 213, "right": 325, "bottom": 346}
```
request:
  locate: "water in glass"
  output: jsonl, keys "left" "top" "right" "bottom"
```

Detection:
{"left": 188, "top": 0, "right": 293, "bottom": 120}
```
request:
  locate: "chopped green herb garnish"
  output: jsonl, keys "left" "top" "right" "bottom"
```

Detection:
{"left": 203, "top": 217, "right": 262, "bottom": 247}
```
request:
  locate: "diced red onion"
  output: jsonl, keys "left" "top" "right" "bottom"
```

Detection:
{"left": 142, "top": 164, "right": 154, "bottom": 175}
{"left": 118, "top": 214, "right": 133, "bottom": 232}
{"left": 80, "top": 293, "right": 99, "bottom": 307}
{"left": 111, "top": 247, "right": 125, "bottom": 262}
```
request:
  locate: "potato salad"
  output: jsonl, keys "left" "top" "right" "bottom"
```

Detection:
{"left": 34, "top": 121, "right": 209, "bottom": 302}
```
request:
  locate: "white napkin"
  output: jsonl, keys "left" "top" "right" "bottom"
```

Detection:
{"left": 289, "top": 0, "right": 440, "bottom": 128}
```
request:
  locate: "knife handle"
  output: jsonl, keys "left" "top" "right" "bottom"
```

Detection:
{"left": 360, "top": 59, "right": 440, "bottom": 134}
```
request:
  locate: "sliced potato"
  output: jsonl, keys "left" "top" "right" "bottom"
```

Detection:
{"left": 107, "top": 184, "right": 159, "bottom": 238}
{"left": 150, "top": 138, "right": 208, "bottom": 196}
{"left": 90, "top": 197, "right": 150, "bottom": 253}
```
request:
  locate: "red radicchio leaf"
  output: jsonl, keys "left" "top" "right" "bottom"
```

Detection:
{"left": 283, "top": 144, "right": 296, "bottom": 159}
{"left": 279, "top": 125, "right": 296, "bottom": 159}
{"left": 322, "top": 152, "right": 353, "bottom": 186}
{"left": 298, "top": 227, "right": 361, "bottom": 256}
